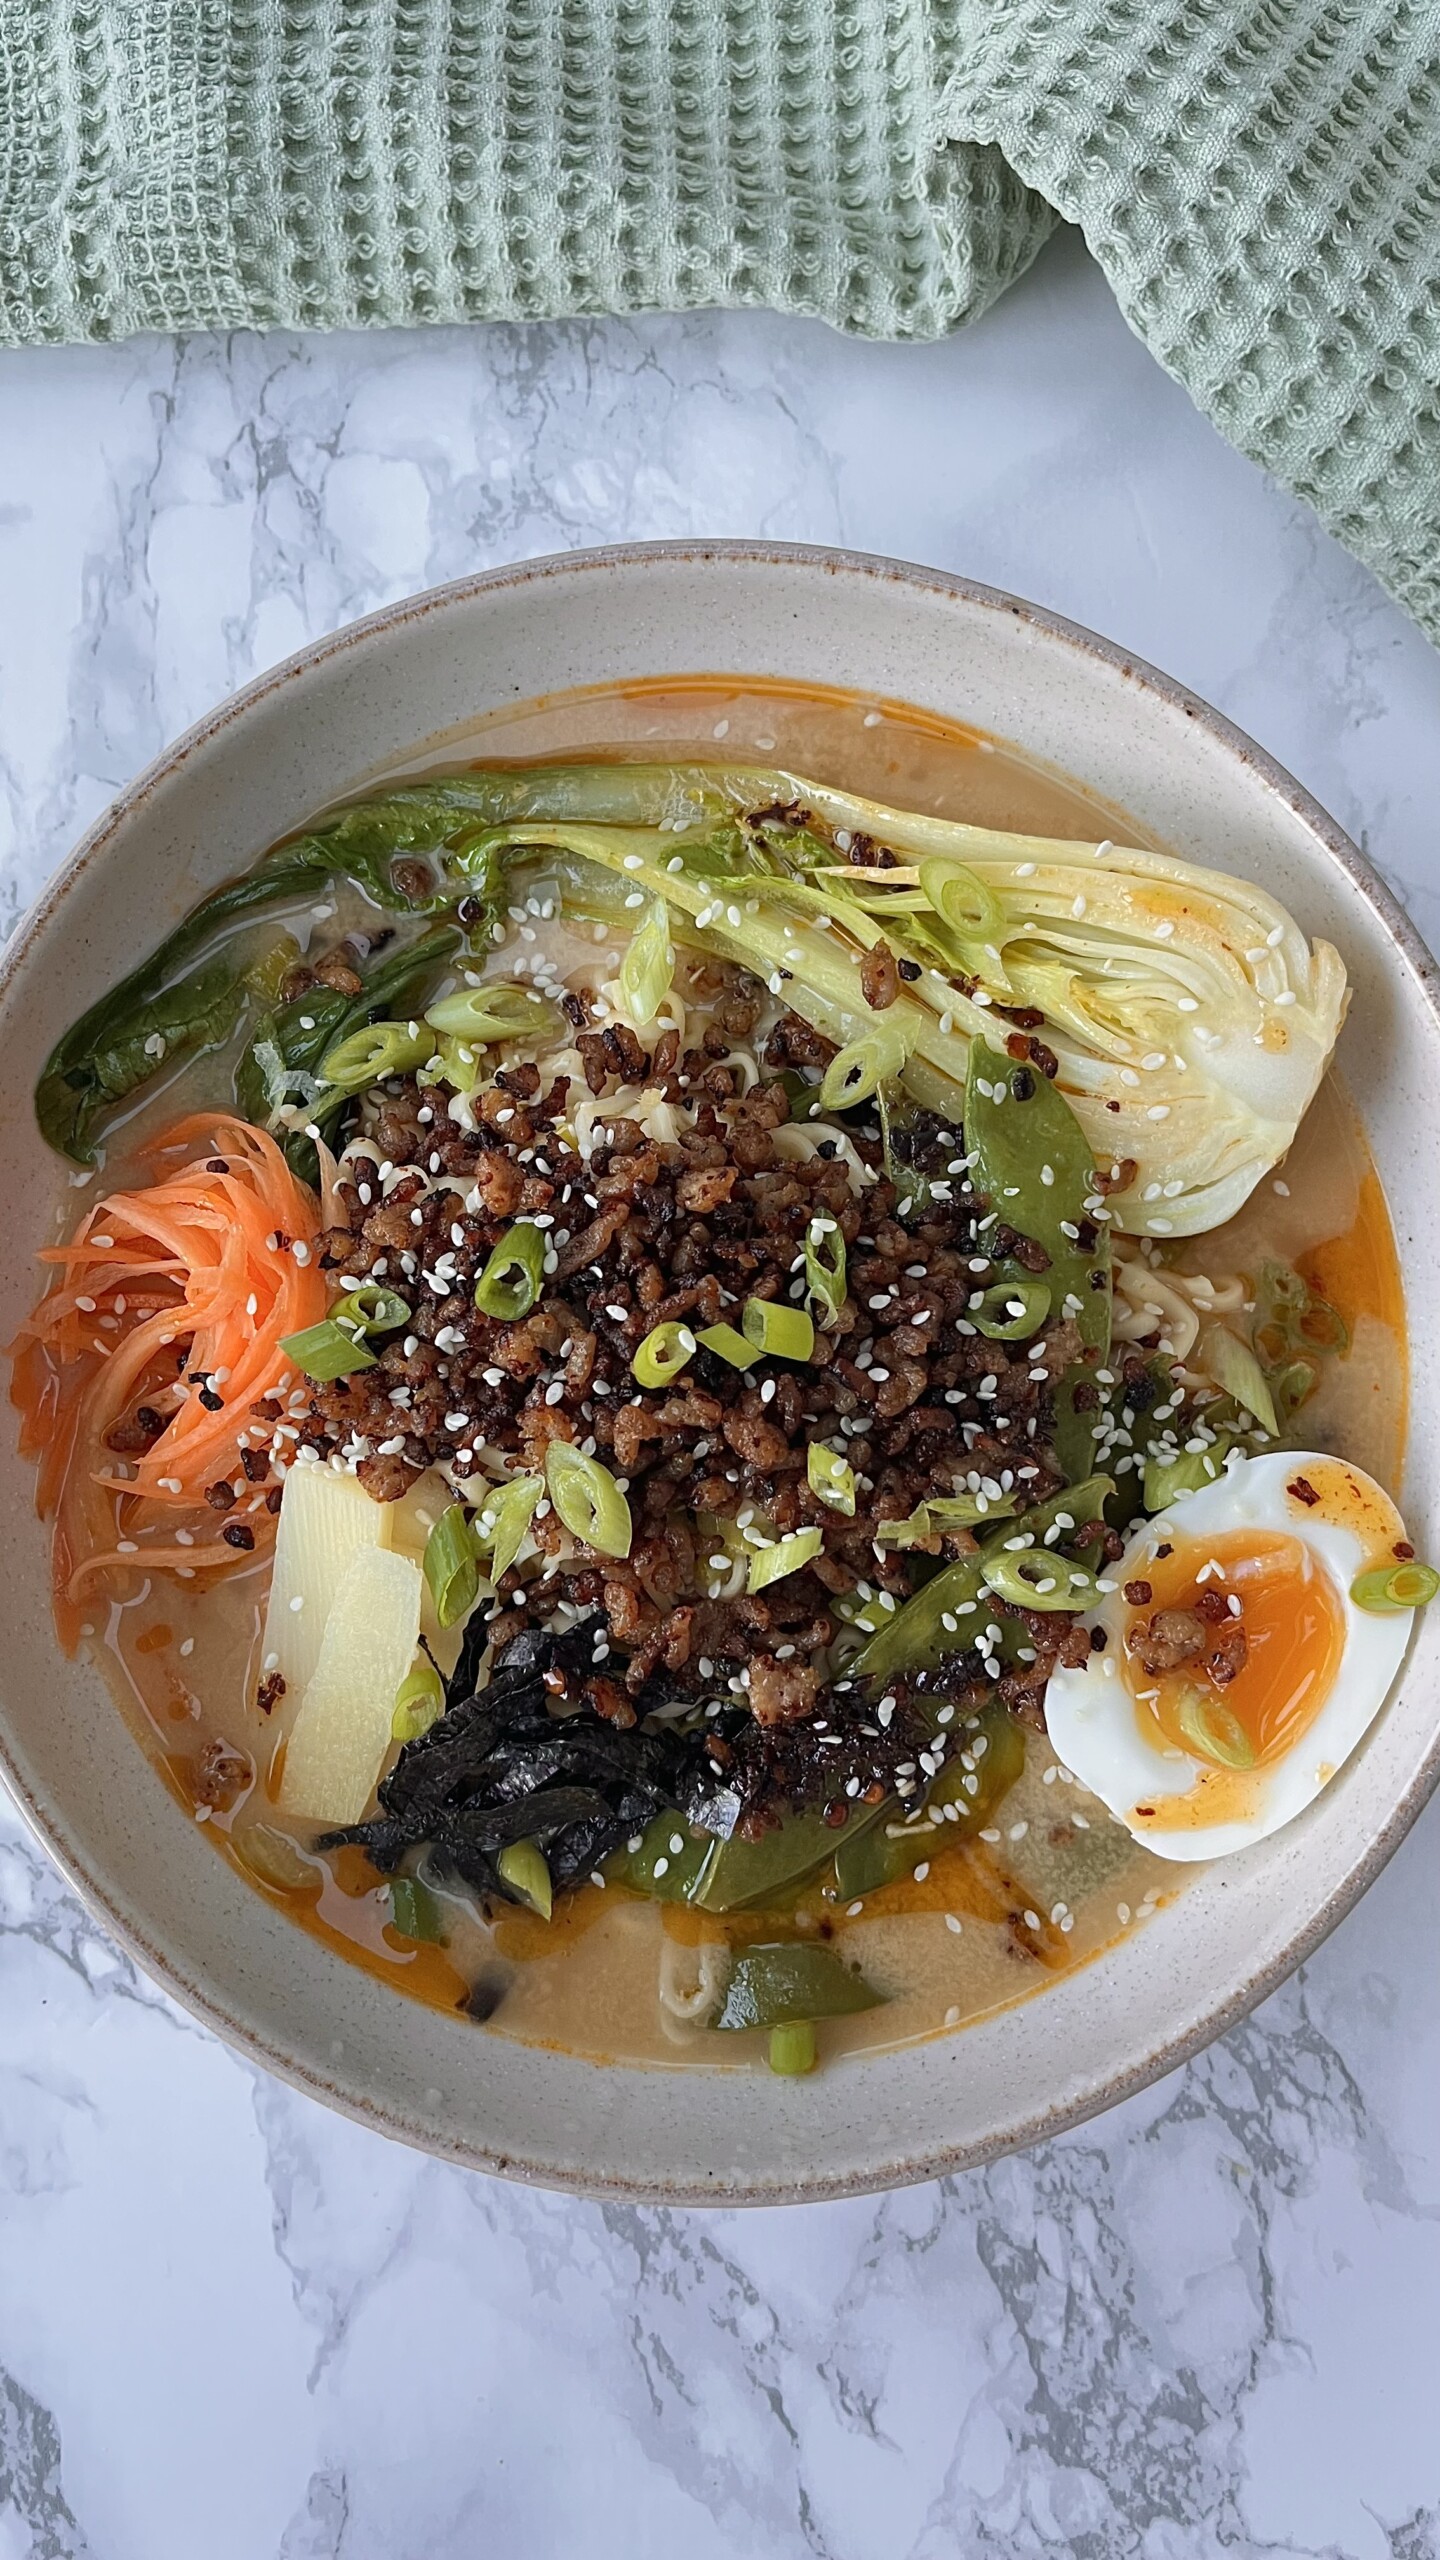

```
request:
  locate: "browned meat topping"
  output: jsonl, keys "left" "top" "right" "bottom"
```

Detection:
{"left": 1130, "top": 1607, "right": 1207, "bottom": 1674}
{"left": 291, "top": 1021, "right": 1083, "bottom": 1701}
{"left": 1129, "top": 1600, "right": 1248, "bottom": 1688}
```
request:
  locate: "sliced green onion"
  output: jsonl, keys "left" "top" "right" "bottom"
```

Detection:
{"left": 472, "top": 1472, "right": 543, "bottom": 1583}
{"left": 496, "top": 1839, "right": 554, "bottom": 1920}
{"left": 695, "top": 1322, "right": 762, "bottom": 1371}
{"left": 1270, "top": 1357, "right": 1319, "bottom": 1422}
{"left": 420, "top": 1031, "right": 485, "bottom": 1097}
{"left": 392, "top": 1657, "right": 445, "bottom": 1742}
{"left": 335, "top": 1279, "right": 412, "bottom": 1337}
{"left": 768, "top": 2021, "right": 817, "bottom": 2076}
{"left": 918, "top": 855, "right": 1007, "bottom": 947}
{"left": 980, "top": 1549, "right": 1104, "bottom": 1612}
{"left": 1143, "top": 1435, "right": 1239, "bottom": 1512}
{"left": 834, "top": 1588, "right": 896, "bottom": 1636}
{"left": 475, "top": 1220, "right": 546, "bottom": 1320}
{"left": 1350, "top": 1561, "right": 1440, "bottom": 1612}
{"left": 423, "top": 1503, "right": 481, "bottom": 1628}
{"left": 747, "top": 1526, "right": 824, "bottom": 1592}
{"left": 927, "top": 1489, "right": 1020, "bottom": 1528}
{"left": 1175, "top": 1688, "right": 1257, "bottom": 1770}
{"left": 972, "top": 1277, "right": 1051, "bottom": 1340}
{"left": 423, "top": 981, "right": 559, "bottom": 1044}
{"left": 819, "top": 1023, "right": 912, "bottom": 1113}
{"left": 318, "top": 1017, "right": 434, "bottom": 1094}
{"left": 632, "top": 1321, "right": 696, "bottom": 1389}
{"left": 618, "top": 896, "right": 675, "bottom": 1027}
{"left": 1199, "top": 1323, "right": 1279, "bottom": 1437}
{"left": 875, "top": 1506, "right": 938, "bottom": 1548}
{"left": 741, "top": 1298, "right": 815, "bottom": 1361}
{"left": 545, "top": 1442, "right": 632, "bottom": 1559}
{"left": 807, "top": 1444, "right": 856, "bottom": 1514}
{"left": 388, "top": 1876, "right": 448, "bottom": 1943}
{"left": 804, "top": 1217, "right": 847, "bottom": 1327}
{"left": 280, "top": 1317, "right": 378, "bottom": 1381}
{"left": 876, "top": 1489, "right": 1019, "bottom": 1542}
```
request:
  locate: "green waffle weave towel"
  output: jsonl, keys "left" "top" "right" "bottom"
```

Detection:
{"left": 3, "top": 4, "right": 1436, "bottom": 636}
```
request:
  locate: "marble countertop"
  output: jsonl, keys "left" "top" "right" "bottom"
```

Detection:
{"left": 1, "top": 231, "right": 1437, "bottom": 2560}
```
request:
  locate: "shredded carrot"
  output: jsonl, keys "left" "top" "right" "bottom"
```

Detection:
{"left": 10, "top": 1116, "right": 325, "bottom": 1649}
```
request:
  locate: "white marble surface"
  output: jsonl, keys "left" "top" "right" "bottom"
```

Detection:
{"left": 1, "top": 230, "right": 1438, "bottom": 2558}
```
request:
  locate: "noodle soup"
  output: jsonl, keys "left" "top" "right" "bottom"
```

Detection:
{"left": 13, "top": 681, "right": 1414, "bottom": 2075}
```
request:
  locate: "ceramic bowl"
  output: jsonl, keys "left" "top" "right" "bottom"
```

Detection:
{"left": 1, "top": 543, "right": 1436, "bottom": 2203}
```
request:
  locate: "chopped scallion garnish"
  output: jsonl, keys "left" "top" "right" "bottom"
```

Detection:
{"left": 804, "top": 1217, "right": 847, "bottom": 1328}
{"left": 632, "top": 1321, "right": 696, "bottom": 1388}
{"left": 1350, "top": 1560, "right": 1440, "bottom": 1612}
{"left": 474, "top": 1220, "right": 546, "bottom": 1321}
{"left": 694, "top": 1322, "right": 762, "bottom": 1371}
{"left": 741, "top": 1298, "right": 814, "bottom": 1361}
{"left": 545, "top": 1442, "right": 632, "bottom": 1559}
{"left": 279, "top": 1317, "right": 378, "bottom": 1381}
{"left": 807, "top": 1444, "right": 856, "bottom": 1514}
{"left": 423, "top": 1503, "right": 481, "bottom": 1629}
{"left": 747, "top": 1526, "right": 824, "bottom": 1592}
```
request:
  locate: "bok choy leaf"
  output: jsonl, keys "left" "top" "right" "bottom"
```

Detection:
{"left": 447, "top": 764, "right": 1346, "bottom": 1240}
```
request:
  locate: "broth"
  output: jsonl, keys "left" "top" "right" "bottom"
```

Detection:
{"left": 47, "top": 680, "right": 1407, "bottom": 2071}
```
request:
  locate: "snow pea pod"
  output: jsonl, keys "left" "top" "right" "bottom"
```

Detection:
{"left": 848, "top": 1473, "right": 1114, "bottom": 1691}
{"left": 710, "top": 1942, "right": 884, "bottom": 2031}
{"left": 832, "top": 1702, "right": 1027, "bottom": 1898}
{"left": 608, "top": 1811, "right": 712, "bottom": 1903}
{"left": 688, "top": 1804, "right": 886, "bottom": 1913}
{"left": 964, "top": 1041, "right": 1110, "bottom": 1359}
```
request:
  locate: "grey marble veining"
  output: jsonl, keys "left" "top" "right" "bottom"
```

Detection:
{"left": 0, "top": 231, "right": 1436, "bottom": 2559}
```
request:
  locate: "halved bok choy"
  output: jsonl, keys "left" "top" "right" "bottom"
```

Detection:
{"left": 444, "top": 765, "right": 1347, "bottom": 1237}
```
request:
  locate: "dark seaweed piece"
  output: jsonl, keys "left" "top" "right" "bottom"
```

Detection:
{"left": 321, "top": 1619, "right": 712, "bottom": 1905}
{"left": 322, "top": 1615, "right": 936, "bottom": 1910}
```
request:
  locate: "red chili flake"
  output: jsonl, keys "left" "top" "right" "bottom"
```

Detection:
{"left": 1288, "top": 1475, "right": 1320, "bottom": 1506}
{"left": 256, "top": 1672, "right": 286, "bottom": 1714}
{"left": 1155, "top": 1542, "right": 1173, "bottom": 1559}
{"left": 221, "top": 1521, "right": 255, "bottom": 1550}
{"left": 1123, "top": 1578, "right": 1153, "bottom": 1606}
{"left": 1394, "top": 1540, "right": 1415, "bottom": 1560}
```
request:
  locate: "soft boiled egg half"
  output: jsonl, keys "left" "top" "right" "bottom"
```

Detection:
{"left": 1044, "top": 1450, "right": 1425, "bottom": 1862}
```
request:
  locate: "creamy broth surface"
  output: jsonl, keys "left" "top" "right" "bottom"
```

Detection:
{"left": 61, "top": 679, "right": 1406, "bottom": 2069}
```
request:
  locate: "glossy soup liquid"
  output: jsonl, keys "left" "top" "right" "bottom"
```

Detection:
{"left": 66, "top": 679, "right": 1408, "bottom": 2070}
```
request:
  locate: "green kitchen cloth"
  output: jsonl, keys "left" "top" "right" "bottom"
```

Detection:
{"left": 3, "top": 3, "right": 1437, "bottom": 638}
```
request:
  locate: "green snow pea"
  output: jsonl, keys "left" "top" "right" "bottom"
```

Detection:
{"left": 710, "top": 1942, "right": 884, "bottom": 2031}
{"left": 609, "top": 1812, "right": 713, "bottom": 1903}
{"left": 832, "top": 1703, "right": 1028, "bottom": 1898}
{"left": 848, "top": 1473, "right": 1114, "bottom": 1691}
{"left": 963, "top": 1041, "right": 1110, "bottom": 1358}
{"left": 688, "top": 1805, "right": 886, "bottom": 1914}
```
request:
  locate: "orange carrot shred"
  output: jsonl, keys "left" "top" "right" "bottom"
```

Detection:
{"left": 10, "top": 1117, "right": 326, "bottom": 1649}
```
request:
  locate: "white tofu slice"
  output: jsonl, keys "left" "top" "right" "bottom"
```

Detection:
{"left": 260, "top": 1462, "right": 388, "bottom": 1710}
{"left": 277, "top": 1547, "right": 423, "bottom": 1825}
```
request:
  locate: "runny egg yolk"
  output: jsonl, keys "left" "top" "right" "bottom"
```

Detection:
{"left": 1126, "top": 1529, "right": 1347, "bottom": 1770}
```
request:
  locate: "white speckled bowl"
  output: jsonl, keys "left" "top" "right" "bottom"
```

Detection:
{"left": 1, "top": 544, "right": 1436, "bottom": 2202}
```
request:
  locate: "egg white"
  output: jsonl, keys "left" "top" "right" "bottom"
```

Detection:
{"left": 1044, "top": 1451, "right": 1415, "bottom": 1862}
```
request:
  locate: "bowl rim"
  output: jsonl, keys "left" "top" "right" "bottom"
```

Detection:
{"left": 4, "top": 535, "right": 1439, "bottom": 2201}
